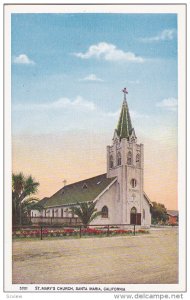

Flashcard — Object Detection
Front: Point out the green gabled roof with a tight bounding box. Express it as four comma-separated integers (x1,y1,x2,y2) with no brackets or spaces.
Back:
31,197,49,210
41,174,116,208
116,98,133,140
38,197,49,206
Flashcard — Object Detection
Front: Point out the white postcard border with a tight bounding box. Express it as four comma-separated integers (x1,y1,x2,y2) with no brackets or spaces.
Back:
4,3,187,293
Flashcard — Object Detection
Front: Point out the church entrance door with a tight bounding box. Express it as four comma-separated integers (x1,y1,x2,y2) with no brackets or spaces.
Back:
136,213,141,225
130,207,141,225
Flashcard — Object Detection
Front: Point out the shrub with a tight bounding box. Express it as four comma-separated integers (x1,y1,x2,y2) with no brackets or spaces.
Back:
12,226,148,238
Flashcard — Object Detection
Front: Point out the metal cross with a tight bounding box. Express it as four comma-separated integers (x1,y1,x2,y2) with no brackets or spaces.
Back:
122,87,128,101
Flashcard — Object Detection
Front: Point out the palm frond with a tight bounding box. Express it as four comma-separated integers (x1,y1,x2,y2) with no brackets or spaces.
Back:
69,201,101,226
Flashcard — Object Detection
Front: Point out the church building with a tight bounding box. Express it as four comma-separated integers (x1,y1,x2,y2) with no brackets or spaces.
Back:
31,89,152,226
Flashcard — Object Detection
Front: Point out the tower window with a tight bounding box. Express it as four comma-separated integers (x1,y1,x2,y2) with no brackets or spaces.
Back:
61,208,64,218
136,154,140,167
117,152,121,166
101,206,108,218
143,209,145,219
130,178,137,188
109,155,114,169
127,151,132,165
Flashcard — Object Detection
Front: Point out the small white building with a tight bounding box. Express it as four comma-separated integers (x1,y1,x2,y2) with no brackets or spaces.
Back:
31,90,152,226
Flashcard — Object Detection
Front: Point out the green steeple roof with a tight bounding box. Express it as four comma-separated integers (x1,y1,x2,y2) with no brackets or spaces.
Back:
116,97,133,140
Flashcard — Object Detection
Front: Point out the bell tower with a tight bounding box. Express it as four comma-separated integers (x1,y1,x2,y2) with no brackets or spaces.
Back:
107,89,144,224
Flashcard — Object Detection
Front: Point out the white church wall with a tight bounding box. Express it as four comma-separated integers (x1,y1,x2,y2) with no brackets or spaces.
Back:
91,181,121,225
106,129,151,226
142,198,152,226
31,209,41,217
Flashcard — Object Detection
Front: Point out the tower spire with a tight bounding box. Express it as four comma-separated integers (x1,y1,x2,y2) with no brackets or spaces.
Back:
116,88,133,140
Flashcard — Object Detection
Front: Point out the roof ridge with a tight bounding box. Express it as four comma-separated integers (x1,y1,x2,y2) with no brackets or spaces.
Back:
42,174,117,208
64,173,107,187
50,173,110,198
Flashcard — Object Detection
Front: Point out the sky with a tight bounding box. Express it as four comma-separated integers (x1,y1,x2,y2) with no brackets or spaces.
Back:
11,13,178,209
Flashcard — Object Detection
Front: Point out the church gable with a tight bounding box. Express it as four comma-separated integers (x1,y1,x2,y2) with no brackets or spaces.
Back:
143,192,153,207
41,174,116,208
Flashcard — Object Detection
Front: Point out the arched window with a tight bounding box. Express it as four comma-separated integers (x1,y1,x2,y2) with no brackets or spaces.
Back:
130,178,137,188
130,178,137,189
131,207,137,214
117,152,121,166
143,209,145,219
136,154,140,167
101,206,108,218
127,151,132,165
52,209,54,218
61,208,64,218
109,155,114,169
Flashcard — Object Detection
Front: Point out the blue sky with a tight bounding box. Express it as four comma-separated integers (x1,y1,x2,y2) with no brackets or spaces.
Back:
12,13,177,136
11,13,178,208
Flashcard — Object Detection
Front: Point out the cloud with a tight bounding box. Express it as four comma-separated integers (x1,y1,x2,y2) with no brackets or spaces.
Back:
139,29,176,43
130,110,149,119
101,110,120,118
79,74,104,82
74,42,144,63
13,54,35,65
101,109,148,119
13,96,96,112
13,95,148,121
156,98,178,112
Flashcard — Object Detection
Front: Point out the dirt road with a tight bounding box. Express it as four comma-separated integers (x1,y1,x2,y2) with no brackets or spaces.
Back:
12,228,178,284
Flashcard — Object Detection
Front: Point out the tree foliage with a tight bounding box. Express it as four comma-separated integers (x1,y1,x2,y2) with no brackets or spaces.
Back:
69,201,102,227
22,197,42,216
12,172,40,225
150,201,168,224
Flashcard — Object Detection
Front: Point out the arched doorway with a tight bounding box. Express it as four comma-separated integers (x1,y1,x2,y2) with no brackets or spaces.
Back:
130,207,141,225
130,207,137,225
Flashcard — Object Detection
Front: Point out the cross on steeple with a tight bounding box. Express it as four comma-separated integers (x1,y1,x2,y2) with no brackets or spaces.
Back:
122,87,128,101
63,179,67,187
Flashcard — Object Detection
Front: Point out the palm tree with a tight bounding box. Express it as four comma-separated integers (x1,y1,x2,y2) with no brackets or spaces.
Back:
69,201,102,227
12,172,39,225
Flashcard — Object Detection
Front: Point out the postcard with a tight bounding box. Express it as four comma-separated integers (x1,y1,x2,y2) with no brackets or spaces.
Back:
3,2,187,297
